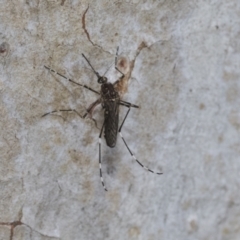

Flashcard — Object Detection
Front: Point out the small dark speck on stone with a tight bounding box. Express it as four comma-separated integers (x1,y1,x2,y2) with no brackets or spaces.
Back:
0,42,10,56
199,103,205,110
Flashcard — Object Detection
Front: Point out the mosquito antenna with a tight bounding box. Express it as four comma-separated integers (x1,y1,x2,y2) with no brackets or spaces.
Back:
103,63,114,77
82,54,100,78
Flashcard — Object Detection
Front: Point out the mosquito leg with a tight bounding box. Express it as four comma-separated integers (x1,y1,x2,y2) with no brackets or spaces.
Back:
82,98,101,119
42,108,100,129
115,46,125,79
82,99,101,129
99,121,108,191
42,109,83,118
44,65,100,95
118,106,163,175
119,100,139,108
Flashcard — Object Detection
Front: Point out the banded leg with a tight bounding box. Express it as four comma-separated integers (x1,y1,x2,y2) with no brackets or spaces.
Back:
44,65,100,95
120,100,139,109
119,107,163,175
42,109,82,118
99,121,108,191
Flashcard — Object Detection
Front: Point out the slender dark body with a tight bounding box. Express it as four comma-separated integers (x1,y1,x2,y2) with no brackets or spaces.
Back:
101,83,120,148
43,48,162,191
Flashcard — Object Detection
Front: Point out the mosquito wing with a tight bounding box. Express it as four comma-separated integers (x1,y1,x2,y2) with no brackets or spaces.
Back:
104,99,119,148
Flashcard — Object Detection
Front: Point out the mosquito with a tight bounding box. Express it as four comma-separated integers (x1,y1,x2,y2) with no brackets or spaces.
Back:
43,47,163,191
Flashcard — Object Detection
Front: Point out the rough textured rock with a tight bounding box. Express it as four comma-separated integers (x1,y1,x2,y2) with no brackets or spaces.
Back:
0,0,239,239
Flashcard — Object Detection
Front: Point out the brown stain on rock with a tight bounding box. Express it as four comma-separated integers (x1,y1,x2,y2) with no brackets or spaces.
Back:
188,218,199,233
128,226,140,238
67,148,91,168
218,134,224,143
199,103,205,110
118,166,133,185
182,200,192,210
0,105,21,179
226,84,239,103
228,111,240,131
107,191,121,212
223,71,239,82
115,42,147,96
79,180,94,202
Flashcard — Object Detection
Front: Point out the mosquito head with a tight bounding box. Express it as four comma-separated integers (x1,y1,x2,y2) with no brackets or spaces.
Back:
98,76,108,84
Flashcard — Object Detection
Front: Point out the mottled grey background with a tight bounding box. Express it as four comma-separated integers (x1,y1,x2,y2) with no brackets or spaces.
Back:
0,0,239,239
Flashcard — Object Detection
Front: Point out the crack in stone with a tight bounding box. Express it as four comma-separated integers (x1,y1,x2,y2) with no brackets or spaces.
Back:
82,5,93,45
147,37,173,49
0,221,22,240
0,220,60,240
23,223,61,239
81,5,110,54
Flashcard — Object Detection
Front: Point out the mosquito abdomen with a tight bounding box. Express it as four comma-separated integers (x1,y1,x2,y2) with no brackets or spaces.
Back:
104,101,119,148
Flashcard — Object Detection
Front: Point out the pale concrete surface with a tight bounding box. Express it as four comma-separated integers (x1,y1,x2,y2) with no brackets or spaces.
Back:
0,0,239,239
